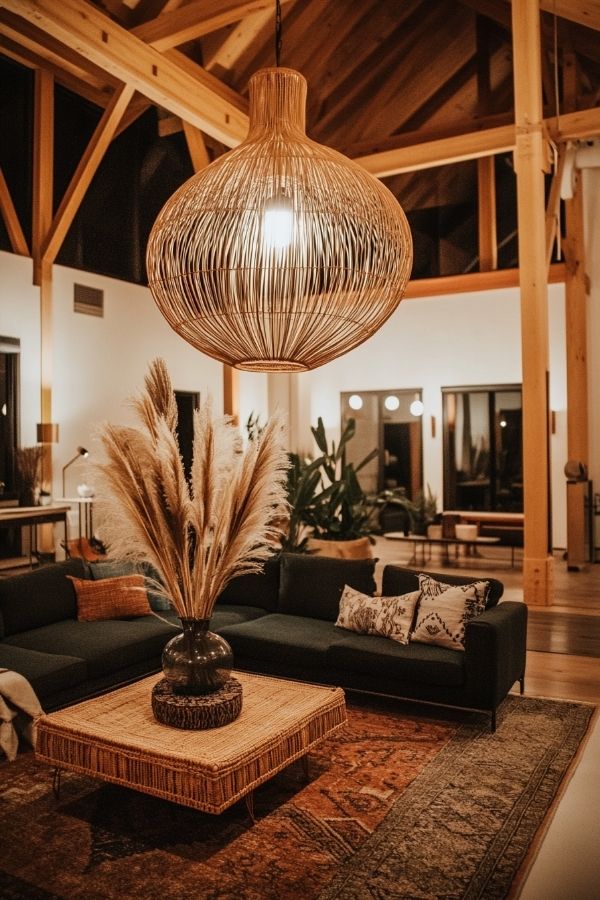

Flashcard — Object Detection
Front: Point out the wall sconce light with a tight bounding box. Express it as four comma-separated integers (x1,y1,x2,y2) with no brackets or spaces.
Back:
409,395,424,417
384,395,400,411
62,446,89,498
348,394,363,411
36,423,60,443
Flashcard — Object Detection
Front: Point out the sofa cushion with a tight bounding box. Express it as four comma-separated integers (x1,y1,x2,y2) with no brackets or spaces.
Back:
336,586,420,645
88,559,172,612
68,574,152,621
219,613,345,668
382,565,503,609
0,559,88,636
4,616,177,679
278,553,377,621
210,605,269,630
216,556,280,613
0,643,87,701
327,634,465,688
411,585,479,651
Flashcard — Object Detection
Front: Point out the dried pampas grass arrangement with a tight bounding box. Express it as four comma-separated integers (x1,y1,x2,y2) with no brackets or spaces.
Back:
93,359,288,620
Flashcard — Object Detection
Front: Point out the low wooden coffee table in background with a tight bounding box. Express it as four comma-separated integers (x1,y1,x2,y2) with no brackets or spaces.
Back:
35,672,347,821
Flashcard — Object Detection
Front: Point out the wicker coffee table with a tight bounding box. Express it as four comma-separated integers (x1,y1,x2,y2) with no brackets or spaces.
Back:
35,671,346,820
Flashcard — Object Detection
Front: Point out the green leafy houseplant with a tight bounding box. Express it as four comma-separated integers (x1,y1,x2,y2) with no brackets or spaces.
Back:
300,417,378,544
411,484,439,535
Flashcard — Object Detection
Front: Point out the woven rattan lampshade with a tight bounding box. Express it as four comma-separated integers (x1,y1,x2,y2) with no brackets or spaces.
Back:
147,67,412,372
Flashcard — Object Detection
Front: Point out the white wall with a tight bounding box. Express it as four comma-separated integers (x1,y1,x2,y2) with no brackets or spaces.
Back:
291,281,569,548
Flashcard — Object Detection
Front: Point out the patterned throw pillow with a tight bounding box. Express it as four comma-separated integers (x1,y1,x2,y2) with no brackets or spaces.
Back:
67,575,152,622
335,585,420,645
411,585,479,651
418,574,490,620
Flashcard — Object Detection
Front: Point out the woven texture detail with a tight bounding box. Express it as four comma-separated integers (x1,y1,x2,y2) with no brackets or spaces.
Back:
67,574,151,621
35,671,347,814
151,677,243,730
147,67,412,372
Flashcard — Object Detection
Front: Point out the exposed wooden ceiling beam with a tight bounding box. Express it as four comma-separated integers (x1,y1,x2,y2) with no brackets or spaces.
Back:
203,7,272,75
357,124,515,177
0,167,30,256
403,262,565,298
182,120,210,172
1,0,249,147
0,9,117,93
32,67,53,276
516,0,600,33
132,0,274,54
42,83,135,265
355,105,600,177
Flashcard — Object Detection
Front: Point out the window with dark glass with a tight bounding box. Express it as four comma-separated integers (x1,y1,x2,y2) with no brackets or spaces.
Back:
442,385,522,512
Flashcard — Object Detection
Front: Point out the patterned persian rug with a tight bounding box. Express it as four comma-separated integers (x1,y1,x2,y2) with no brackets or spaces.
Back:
0,694,594,900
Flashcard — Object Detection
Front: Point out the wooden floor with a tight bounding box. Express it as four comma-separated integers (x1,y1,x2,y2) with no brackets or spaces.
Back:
374,538,600,705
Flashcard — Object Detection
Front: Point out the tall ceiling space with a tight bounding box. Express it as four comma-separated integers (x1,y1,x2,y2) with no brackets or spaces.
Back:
0,0,599,284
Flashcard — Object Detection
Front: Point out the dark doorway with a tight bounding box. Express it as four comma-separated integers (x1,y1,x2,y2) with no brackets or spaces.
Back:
175,391,200,483
0,337,21,558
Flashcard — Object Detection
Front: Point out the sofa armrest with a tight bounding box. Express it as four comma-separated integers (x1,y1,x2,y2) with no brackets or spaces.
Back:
464,601,528,708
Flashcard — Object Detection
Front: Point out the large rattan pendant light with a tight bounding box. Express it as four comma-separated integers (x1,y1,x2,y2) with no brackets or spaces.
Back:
146,6,412,372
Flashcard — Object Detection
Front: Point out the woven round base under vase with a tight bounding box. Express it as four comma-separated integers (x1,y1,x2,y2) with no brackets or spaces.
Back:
151,677,243,730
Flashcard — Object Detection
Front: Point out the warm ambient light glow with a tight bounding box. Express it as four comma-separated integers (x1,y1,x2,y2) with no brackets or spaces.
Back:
262,194,294,250
384,395,400,411
147,67,412,372
410,399,424,416
348,394,363,411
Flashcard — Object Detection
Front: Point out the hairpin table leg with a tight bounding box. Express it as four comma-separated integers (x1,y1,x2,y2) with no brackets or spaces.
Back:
245,790,256,824
52,767,62,800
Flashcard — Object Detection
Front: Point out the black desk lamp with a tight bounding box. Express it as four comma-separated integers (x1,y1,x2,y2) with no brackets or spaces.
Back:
62,446,89,497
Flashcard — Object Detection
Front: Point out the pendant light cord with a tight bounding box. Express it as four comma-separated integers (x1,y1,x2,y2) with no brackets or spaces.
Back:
275,0,282,67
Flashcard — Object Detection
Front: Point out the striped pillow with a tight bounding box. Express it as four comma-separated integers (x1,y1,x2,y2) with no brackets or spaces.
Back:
67,574,152,621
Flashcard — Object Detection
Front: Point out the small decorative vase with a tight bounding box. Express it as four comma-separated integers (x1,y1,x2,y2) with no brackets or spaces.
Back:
162,618,233,696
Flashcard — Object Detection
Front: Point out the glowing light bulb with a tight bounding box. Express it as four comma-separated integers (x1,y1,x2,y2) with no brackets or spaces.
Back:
384,395,400,411
500,419,507,428
410,398,424,417
348,394,363,410
262,195,294,250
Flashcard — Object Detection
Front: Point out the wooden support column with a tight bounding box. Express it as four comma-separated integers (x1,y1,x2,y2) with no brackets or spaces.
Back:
477,156,497,271
32,70,55,501
223,366,239,426
563,172,589,569
32,68,53,285
512,0,554,605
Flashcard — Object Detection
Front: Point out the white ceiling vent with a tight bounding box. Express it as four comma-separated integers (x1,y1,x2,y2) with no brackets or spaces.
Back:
74,283,104,317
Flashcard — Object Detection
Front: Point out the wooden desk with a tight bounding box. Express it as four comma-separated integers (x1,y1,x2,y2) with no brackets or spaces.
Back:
384,532,500,566
0,505,70,566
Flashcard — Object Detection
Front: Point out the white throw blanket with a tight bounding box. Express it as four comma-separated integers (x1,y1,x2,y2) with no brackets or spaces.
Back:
0,669,44,761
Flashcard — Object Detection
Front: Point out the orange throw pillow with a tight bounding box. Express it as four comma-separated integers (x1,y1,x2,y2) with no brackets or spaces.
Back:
67,574,152,621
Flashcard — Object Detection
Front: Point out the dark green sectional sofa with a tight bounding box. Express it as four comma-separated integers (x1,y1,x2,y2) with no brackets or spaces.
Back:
0,553,527,730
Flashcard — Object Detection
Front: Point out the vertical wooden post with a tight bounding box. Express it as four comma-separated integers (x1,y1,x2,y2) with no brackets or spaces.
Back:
33,70,55,502
477,157,497,272
512,0,554,605
223,366,239,426
563,172,589,568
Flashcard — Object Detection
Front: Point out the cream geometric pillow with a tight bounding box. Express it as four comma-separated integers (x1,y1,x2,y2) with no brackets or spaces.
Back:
411,585,479,651
418,573,490,619
335,585,420,645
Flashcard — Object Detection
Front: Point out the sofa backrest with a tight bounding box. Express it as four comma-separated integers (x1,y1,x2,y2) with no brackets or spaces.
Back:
278,552,377,621
215,555,281,612
0,559,88,636
381,565,503,609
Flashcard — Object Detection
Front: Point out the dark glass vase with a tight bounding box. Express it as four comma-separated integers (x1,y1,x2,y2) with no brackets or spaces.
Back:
162,618,233,696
